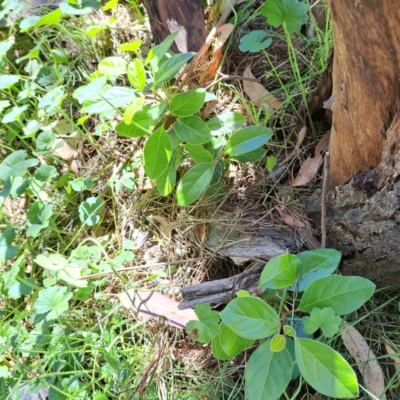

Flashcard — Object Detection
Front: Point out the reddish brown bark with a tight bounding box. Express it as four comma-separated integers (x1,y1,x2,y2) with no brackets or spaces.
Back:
142,0,206,53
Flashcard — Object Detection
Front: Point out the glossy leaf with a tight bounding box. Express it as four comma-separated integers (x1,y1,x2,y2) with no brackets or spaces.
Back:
0,228,18,263
184,144,213,164
212,323,254,360
176,163,214,206
145,30,180,68
220,297,280,340
259,253,300,290
231,148,266,163
123,96,144,124
226,126,272,156
127,58,146,91
98,56,128,76
207,111,246,136
271,335,286,352
283,325,296,337
156,153,177,196
290,248,341,292
295,338,359,398
298,275,375,315
118,40,142,52
154,52,196,86
170,89,206,117
175,116,211,145
246,340,292,400
143,126,172,179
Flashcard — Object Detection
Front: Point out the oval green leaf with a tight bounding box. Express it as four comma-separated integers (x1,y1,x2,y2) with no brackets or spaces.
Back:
290,248,342,292
170,89,206,117
175,116,211,145
123,96,144,124
118,40,142,52
127,58,146,91
176,163,214,206
259,253,300,290
207,111,246,135
295,338,359,398
226,126,272,156
270,334,286,352
298,275,375,315
154,52,196,86
220,297,280,340
156,153,177,196
184,143,213,164
143,126,172,180
283,325,296,337
231,148,266,163
246,340,292,400
98,57,128,76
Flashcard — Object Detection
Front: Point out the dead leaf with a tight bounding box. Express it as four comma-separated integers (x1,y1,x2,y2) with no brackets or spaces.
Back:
199,24,234,82
290,130,330,186
243,66,282,110
383,341,400,383
284,125,308,161
274,206,305,228
341,324,386,399
117,289,198,329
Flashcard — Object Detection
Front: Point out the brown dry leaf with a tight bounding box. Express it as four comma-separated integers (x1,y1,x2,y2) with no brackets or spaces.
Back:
117,289,198,329
284,125,308,161
341,324,386,399
199,24,234,82
243,66,282,110
274,206,305,228
290,130,330,186
383,341,400,383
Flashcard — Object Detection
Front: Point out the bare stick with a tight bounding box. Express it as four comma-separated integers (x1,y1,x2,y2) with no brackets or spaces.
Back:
321,152,330,248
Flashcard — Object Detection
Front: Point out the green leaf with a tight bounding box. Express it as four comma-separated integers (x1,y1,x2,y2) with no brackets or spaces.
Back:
246,340,292,400
116,109,154,137
0,150,38,181
127,58,146,91
154,52,196,86
302,307,342,338
267,155,277,171
34,165,58,181
78,197,104,226
38,87,66,114
36,130,56,153
123,96,145,124
231,148,266,163
0,228,18,263
175,116,211,145
187,303,221,343
220,297,280,340
23,120,43,137
0,38,14,57
184,144,213,164
261,0,308,33
73,76,108,104
207,111,246,135
176,163,214,206
236,290,251,297
33,286,73,321
35,8,62,28
270,334,286,352
81,87,136,114
226,126,272,156
143,125,172,179
298,275,375,315
145,30,180,68
295,338,359,398
283,325,296,337
98,56,128,76
0,75,20,89
118,40,142,52
290,249,341,292
259,253,300,290
60,0,101,15
239,31,272,53
212,323,254,359
156,153,177,196
170,89,206,117
1,105,28,123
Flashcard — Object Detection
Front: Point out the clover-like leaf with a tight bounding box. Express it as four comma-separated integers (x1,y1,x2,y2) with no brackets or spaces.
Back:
187,303,221,343
78,197,104,226
239,31,272,53
302,307,342,338
33,286,73,321
261,0,308,33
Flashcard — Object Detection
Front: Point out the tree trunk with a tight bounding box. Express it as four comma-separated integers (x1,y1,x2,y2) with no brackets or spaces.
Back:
142,0,206,53
302,0,400,286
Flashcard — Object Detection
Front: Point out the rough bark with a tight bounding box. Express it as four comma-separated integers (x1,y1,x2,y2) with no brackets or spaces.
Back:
326,0,400,189
142,0,206,53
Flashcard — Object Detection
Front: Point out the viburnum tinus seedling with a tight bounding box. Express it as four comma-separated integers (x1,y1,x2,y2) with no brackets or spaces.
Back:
187,249,376,399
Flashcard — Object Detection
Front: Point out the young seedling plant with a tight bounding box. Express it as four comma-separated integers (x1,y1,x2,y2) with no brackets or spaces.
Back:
187,249,376,399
